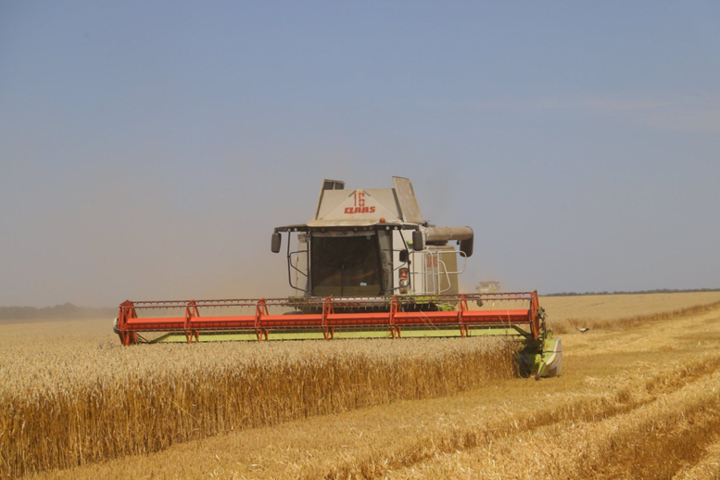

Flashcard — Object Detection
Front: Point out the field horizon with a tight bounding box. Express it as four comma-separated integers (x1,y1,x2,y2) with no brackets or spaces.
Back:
3,287,720,322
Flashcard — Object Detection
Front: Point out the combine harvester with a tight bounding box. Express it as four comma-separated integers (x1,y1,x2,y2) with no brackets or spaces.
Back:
114,177,562,377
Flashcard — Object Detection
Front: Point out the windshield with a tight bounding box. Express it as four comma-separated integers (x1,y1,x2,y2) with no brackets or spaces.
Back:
311,233,382,297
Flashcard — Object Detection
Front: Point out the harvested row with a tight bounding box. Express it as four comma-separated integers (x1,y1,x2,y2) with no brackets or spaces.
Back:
371,301,720,480
0,338,517,479
540,291,720,325
547,298,720,334
320,354,720,480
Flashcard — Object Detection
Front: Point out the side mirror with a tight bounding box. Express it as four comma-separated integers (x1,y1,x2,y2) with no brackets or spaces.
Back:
460,238,473,257
412,230,424,251
271,232,282,253
399,250,408,263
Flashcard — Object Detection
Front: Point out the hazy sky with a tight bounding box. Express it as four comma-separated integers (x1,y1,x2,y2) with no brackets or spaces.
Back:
1,2,719,307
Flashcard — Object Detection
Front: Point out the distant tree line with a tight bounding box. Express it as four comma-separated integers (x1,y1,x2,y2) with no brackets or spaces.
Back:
0,303,116,321
544,288,720,297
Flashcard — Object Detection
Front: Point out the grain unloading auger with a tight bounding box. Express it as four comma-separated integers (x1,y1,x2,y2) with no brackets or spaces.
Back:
114,177,562,377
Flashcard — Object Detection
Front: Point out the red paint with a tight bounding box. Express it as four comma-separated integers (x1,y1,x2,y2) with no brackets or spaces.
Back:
344,206,376,214
115,292,543,345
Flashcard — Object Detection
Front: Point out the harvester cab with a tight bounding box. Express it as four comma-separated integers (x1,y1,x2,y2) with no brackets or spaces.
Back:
114,177,562,378
271,177,474,300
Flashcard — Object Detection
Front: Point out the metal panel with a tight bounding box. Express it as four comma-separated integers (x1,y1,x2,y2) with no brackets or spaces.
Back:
312,189,402,225
315,179,345,220
392,177,424,224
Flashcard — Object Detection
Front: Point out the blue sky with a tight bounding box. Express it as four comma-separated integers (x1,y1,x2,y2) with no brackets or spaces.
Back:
1,1,719,306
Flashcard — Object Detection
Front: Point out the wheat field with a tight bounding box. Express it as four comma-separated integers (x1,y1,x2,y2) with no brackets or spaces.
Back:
0,330,515,479
2,291,720,479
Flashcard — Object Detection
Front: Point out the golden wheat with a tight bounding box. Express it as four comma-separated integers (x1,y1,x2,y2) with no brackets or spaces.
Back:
541,291,720,328
379,356,720,480
0,337,516,479
6,292,720,480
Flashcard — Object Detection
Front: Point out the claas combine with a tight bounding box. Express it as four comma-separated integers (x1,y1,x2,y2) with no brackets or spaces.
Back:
114,177,562,377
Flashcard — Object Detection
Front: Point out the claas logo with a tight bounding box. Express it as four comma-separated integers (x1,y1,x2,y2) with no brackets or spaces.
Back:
344,190,376,214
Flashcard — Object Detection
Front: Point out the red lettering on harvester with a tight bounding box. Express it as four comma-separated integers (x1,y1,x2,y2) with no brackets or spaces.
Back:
344,195,376,214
